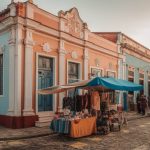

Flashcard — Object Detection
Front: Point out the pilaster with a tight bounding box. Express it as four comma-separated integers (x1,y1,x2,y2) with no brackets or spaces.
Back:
144,70,148,97
125,64,129,81
7,26,16,116
14,24,23,116
134,68,139,104
23,29,35,116
26,1,34,19
83,48,89,80
117,58,123,104
58,40,66,112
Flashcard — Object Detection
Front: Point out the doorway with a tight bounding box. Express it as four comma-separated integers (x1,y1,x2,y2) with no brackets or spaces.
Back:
38,56,54,112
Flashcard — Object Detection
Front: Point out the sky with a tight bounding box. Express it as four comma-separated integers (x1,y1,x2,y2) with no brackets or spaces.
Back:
1,0,150,49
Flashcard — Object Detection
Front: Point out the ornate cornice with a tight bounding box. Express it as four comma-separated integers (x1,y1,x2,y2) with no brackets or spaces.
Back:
0,17,15,32
8,26,16,44
121,43,150,60
16,16,118,58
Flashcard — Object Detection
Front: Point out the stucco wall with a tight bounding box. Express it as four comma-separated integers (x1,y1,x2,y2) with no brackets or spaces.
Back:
0,32,10,115
126,53,150,70
126,53,150,100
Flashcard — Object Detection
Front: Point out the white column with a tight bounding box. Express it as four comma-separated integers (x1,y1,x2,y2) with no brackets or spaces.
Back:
144,71,148,97
83,26,89,80
134,68,139,104
117,58,123,104
14,24,22,116
7,26,16,116
58,40,66,112
122,54,126,80
23,29,34,116
83,48,89,80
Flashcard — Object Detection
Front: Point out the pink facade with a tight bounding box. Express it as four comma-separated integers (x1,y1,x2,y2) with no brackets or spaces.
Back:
0,1,119,128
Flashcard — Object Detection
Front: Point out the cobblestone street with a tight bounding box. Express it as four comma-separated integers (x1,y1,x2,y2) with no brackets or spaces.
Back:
0,117,150,150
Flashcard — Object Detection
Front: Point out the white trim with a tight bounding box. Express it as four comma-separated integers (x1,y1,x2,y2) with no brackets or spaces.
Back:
23,28,35,116
106,69,116,78
0,53,4,97
0,18,15,32
7,27,16,115
106,69,116,74
83,48,89,80
90,66,104,77
11,24,22,116
17,17,119,58
36,52,57,115
67,59,82,84
67,60,82,96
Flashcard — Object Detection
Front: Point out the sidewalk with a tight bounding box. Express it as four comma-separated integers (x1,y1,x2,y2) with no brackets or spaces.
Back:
126,111,149,121
0,112,149,141
0,126,54,141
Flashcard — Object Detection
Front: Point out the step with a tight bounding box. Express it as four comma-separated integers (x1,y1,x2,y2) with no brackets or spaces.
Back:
36,115,53,127
38,116,53,122
35,121,51,127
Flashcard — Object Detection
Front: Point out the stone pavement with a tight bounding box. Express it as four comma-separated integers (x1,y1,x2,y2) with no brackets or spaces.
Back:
126,111,149,121
1,117,150,150
0,111,148,141
0,126,54,141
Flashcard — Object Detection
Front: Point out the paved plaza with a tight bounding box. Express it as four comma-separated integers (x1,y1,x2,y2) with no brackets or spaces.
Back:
0,116,150,150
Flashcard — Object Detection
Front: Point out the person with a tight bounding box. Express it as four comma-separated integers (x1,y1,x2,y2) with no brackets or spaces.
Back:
140,95,147,115
148,97,150,108
136,93,141,114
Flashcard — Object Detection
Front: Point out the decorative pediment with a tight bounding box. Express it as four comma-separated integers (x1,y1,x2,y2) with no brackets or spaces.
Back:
59,7,87,39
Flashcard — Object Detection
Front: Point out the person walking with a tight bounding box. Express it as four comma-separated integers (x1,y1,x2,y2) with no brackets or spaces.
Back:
136,93,141,114
140,95,147,115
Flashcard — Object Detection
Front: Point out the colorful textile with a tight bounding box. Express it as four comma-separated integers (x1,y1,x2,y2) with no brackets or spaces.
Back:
70,117,97,138
50,118,70,134
91,91,100,110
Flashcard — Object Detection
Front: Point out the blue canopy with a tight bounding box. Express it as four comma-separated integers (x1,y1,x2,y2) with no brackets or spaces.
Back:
85,77,143,91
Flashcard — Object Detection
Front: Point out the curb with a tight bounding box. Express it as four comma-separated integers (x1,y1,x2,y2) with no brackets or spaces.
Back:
0,132,56,141
0,116,149,141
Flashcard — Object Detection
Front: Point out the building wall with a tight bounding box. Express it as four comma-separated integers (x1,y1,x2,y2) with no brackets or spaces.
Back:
88,49,118,77
29,6,118,113
0,1,119,128
0,31,10,115
126,53,150,99
32,32,59,113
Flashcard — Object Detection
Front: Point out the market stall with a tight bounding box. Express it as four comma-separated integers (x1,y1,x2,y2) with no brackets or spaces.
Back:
50,116,96,138
70,116,96,138
38,77,143,137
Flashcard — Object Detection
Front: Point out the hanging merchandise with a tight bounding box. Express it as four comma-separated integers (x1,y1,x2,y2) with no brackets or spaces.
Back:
91,91,100,111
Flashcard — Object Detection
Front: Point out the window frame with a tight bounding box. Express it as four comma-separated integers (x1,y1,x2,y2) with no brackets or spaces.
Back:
67,60,82,97
68,61,81,84
91,67,103,78
0,54,4,96
106,70,116,78
89,66,104,79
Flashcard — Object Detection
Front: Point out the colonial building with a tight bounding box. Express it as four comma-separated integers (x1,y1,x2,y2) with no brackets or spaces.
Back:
0,1,118,128
96,32,150,110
